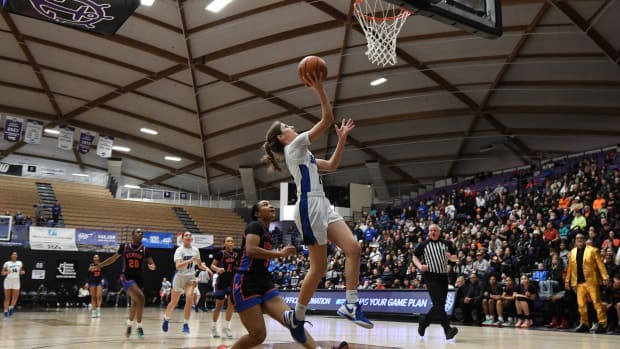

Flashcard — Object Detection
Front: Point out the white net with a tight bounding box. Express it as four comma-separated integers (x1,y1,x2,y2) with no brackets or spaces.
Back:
354,0,412,67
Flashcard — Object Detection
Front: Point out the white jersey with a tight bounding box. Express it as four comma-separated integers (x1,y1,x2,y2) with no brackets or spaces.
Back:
284,131,324,196
3,261,23,279
173,246,200,276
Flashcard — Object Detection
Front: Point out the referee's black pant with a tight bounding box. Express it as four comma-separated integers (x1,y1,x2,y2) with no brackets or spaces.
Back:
421,272,451,331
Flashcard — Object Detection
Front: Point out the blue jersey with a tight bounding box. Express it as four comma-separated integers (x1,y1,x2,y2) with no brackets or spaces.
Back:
284,131,324,196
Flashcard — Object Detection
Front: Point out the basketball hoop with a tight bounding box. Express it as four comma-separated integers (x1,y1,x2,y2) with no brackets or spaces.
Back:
353,0,413,67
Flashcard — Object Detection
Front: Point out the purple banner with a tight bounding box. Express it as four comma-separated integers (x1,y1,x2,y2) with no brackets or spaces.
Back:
278,289,456,315
78,130,96,154
0,224,29,247
3,116,23,142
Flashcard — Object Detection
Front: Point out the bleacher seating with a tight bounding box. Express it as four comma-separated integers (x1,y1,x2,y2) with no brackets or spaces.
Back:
184,206,246,245
0,176,39,218
0,176,247,242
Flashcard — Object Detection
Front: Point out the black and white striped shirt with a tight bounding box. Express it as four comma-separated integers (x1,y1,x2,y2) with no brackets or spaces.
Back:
414,238,455,274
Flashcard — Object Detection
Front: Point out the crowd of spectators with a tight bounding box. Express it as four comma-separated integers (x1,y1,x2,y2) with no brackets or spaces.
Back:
270,149,620,332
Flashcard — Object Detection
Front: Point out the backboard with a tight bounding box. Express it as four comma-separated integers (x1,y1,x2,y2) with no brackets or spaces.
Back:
385,0,503,38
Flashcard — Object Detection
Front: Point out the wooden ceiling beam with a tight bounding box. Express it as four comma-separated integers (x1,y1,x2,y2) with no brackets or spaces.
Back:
446,2,551,176
549,0,619,64
172,0,211,193
0,9,64,122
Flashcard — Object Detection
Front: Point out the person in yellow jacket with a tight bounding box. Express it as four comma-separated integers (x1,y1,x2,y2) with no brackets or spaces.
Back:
565,233,610,333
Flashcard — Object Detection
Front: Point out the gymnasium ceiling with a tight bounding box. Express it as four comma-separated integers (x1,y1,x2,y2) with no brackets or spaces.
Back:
1,0,619,200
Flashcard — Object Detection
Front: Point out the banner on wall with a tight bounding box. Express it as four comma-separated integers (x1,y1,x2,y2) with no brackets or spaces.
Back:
24,119,44,144
142,232,174,249
96,134,114,158
58,125,75,150
0,224,30,247
1,0,141,35
278,290,456,315
0,162,23,176
56,260,78,279
29,227,78,251
175,233,214,249
76,229,118,252
78,130,97,154
3,115,23,142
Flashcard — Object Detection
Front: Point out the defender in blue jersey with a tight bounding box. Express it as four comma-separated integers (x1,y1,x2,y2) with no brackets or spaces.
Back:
225,200,337,349
262,72,373,333
92,229,156,339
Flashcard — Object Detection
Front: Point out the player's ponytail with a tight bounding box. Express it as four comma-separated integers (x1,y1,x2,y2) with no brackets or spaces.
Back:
262,121,285,172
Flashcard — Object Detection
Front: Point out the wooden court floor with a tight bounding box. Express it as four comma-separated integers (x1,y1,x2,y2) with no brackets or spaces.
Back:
0,307,617,348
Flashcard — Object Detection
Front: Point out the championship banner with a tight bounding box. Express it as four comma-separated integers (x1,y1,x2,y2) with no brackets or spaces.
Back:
1,0,141,35
56,260,78,279
0,162,23,176
96,134,114,158
176,233,214,249
279,289,456,315
58,125,75,150
3,115,23,142
142,231,175,249
24,119,44,144
29,226,78,251
78,130,97,154
76,228,118,252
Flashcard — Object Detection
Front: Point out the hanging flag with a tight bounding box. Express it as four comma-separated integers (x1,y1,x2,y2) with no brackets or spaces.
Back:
58,125,75,150
3,115,23,142
96,134,114,158
1,0,141,35
24,119,44,144
78,130,97,154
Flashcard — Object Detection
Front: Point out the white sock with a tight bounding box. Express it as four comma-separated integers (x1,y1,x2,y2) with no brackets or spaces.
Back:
498,316,504,322
226,320,231,329
136,322,142,328
127,319,133,326
8,306,13,310
295,303,308,320
184,319,188,324
212,321,218,330
346,290,358,304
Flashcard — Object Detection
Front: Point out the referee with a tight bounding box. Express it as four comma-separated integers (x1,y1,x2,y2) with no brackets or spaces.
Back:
413,224,459,340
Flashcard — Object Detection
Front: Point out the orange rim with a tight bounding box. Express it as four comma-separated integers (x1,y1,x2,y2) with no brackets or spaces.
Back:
354,0,414,22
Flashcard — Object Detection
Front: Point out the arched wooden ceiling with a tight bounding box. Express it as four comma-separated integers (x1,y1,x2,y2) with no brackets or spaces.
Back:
1,0,619,199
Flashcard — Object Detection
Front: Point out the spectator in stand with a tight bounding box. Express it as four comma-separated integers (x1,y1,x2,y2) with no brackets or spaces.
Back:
473,251,489,278
570,196,584,213
52,202,61,225
13,211,24,225
33,202,45,226
603,247,618,279
481,274,503,326
601,231,620,251
565,233,609,333
593,193,606,214
602,273,620,333
499,276,517,327
543,222,561,250
570,209,587,238
160,277,171,306
514,275,537,328
462,273,484,325
77,283,90,307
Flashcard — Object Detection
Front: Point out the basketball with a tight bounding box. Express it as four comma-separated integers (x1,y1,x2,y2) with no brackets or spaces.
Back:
297,56,328,85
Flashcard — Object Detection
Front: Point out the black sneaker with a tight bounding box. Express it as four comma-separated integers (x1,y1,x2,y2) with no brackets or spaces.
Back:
418,315,428,337
595,323,607,334
445,327,458,340
136,327,144,339
575,324,589,333
125,325,132,338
